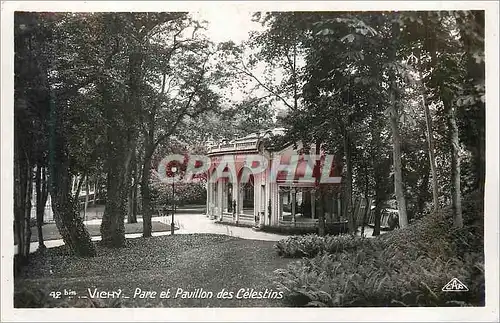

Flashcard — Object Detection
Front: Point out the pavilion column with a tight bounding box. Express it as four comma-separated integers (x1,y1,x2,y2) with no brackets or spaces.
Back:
253,177,258,225
232,178,237,222
259,183,265,227
209,182,216,219
278,190,282,223
273,183,280,226
236,184,243,223
217,180,223,220
222,181,227,214
206,181,210,217
213,182,218,219
291,187,296,226
311,188,316,220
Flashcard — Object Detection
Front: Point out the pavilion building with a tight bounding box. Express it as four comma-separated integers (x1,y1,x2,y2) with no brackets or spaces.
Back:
205,128,343,229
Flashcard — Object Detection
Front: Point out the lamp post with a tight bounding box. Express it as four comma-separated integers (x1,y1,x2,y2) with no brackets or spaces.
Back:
171,165,177,235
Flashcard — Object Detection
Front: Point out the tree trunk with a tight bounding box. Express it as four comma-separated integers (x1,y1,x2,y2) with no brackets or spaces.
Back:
49,157,95,256
133,149,141,221
74,172,87,202
426,15,464,226
445,101,463,228
48,93,96,257
343,122,355,234
84,176,90,219
141,147,153,237
50,173,95,257
372,202,382,237
101,174,126,247
101,42,142,247
94,176,98,205
92,174,97,205
417,150,430,218
418,68,439,213
331,153,343,222
135,145,144,216
317,190,326,236
71,176,76,195
132,181,139,222
14,130,31,266
360,175,370,238
387,20,409,229
314,141,326,236
36,165,48,250
372,167,387,237
127,186,136,224
23,166,33,257
127,172,139,225
370,113,390,236
127,147,138,224
388,78,409,229
100,140,135,247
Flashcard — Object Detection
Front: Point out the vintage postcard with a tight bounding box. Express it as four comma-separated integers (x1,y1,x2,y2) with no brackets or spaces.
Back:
1,1,498,322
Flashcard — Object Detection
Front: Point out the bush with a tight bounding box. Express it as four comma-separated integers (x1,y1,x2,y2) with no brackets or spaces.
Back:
272,194,485,307
275,234,377,258
261,222,348,236
325,222,349,235
274,251,484,307
261,225,317,236
150,180,207,210
274,235,325,258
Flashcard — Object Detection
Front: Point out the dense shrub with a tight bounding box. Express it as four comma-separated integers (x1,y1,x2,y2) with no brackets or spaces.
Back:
273,194,485,307
325,222,349,235
261,222,348,236
261,225,317,236
274,235,324,257
274,251,484,307
275,234,377,258
150,180,206,210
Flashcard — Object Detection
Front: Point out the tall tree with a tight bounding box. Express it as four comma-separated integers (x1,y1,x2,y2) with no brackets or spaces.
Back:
89,13,188,246
15,12,97,258
417,11,484,228
35,165,48,250
385,17,409,228
139,19,225,237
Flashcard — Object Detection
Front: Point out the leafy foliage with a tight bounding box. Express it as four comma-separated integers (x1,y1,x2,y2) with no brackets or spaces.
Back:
260,222,349,236
274,234,374,258
251,10,484,233
150,180,206,209
273,194,484,307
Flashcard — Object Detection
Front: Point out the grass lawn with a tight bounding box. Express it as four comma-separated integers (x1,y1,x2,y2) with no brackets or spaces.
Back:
15,234,293,307
24,221,171,243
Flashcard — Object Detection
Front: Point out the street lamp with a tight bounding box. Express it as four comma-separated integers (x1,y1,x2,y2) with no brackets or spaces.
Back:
171,165,178,235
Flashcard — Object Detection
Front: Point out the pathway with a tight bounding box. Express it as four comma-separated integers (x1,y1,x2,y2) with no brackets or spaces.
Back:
16,213,289,254
16,212,384,254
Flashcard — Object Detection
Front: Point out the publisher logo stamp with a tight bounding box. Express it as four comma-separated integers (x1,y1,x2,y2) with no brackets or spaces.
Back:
442,278,469,292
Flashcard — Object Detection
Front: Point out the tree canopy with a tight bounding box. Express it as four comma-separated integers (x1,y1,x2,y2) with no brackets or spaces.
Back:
13,10,485,260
